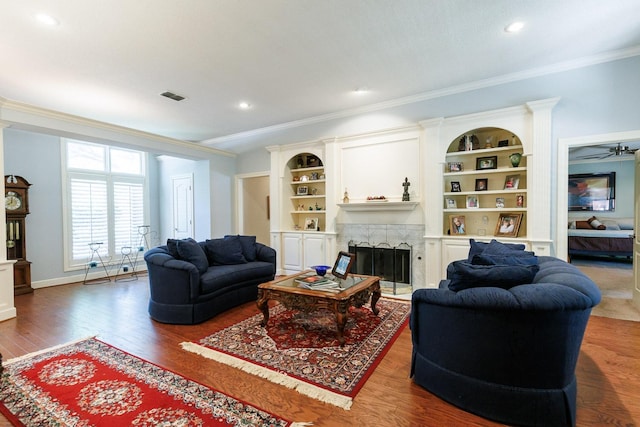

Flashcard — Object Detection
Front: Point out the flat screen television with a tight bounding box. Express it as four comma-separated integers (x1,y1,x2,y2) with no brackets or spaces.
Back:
568,172,615,211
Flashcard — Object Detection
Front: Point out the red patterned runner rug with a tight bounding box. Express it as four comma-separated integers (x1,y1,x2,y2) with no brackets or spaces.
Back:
0,337,308,426
181,298,410,410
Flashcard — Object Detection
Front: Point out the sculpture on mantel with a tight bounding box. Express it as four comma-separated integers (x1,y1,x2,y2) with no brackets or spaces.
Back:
343,188,349,203
402,177,411,201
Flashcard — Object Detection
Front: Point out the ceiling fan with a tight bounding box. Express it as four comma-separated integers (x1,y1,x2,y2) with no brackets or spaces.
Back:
574,142,639,160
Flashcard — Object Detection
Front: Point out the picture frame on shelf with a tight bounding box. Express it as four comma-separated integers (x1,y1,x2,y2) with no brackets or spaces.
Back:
451,181,461,192
504,174,520,190
304,217,319,231
448,162,463,172
498,139,509,147
475,178,488,191
446,198,457,209
496,197,505,208
449,215,466,235
476,156,497,170
516,193,525,207
466,196,479,208
297,186,308,195
494,213,523,237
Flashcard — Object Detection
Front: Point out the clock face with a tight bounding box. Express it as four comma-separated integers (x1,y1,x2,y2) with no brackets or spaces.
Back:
5,191,22,210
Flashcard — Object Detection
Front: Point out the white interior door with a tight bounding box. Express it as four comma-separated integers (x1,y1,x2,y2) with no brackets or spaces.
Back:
172,174,194,239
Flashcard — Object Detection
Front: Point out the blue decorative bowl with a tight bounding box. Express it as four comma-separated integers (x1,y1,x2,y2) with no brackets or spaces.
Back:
312,265,331,276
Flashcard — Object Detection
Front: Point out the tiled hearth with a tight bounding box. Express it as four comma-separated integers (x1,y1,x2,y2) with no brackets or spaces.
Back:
336,223,425,294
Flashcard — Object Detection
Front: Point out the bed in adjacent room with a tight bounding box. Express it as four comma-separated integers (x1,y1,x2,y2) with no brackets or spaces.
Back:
567,217,634,260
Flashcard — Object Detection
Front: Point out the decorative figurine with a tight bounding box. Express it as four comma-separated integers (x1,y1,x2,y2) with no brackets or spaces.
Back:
343,188,350,203
402,177,411,201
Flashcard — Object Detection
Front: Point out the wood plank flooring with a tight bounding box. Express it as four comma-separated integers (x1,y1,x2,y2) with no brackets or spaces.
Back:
1,276,639,426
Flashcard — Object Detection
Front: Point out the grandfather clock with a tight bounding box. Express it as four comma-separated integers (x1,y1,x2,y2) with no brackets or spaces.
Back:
5,175,32,295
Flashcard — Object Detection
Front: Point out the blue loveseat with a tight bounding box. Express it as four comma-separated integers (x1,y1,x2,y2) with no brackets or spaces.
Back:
410,240,601,427
144,235,276,324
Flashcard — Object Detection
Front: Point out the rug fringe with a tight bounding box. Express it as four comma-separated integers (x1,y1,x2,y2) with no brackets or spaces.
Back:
4,335,97,365
180,341,353,410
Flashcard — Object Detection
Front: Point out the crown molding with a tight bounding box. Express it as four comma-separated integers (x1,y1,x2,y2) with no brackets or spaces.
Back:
202,46,640,147
0,97,235,158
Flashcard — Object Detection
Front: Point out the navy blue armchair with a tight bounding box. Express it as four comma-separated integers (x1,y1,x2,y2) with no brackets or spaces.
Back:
410,256,601,426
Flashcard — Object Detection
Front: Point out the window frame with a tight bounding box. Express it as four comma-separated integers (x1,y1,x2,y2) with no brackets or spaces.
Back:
62,139,149,272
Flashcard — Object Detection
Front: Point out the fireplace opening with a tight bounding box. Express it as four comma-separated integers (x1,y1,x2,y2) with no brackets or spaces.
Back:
348,241,411,294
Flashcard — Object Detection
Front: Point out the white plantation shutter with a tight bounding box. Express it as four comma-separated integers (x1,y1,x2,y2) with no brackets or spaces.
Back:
70,178,109,261
113,182,144,250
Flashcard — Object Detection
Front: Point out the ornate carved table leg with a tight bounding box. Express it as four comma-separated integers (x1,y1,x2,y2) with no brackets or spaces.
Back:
256,289,270,327
370,280,381,315
335,301,349,346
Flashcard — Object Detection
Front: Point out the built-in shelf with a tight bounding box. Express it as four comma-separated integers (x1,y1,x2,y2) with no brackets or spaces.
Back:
337,201,419,211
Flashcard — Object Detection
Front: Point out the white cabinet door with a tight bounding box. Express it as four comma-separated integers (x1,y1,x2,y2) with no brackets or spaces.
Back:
282,233,303,272
303,234,326,269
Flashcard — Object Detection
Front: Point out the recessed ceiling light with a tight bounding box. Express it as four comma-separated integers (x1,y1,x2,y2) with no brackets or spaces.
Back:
35,13,59,26
353,87,370,95
238,101,252,110
505,21,525,33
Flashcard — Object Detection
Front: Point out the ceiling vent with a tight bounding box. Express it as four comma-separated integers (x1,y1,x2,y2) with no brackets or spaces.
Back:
161,91,186,101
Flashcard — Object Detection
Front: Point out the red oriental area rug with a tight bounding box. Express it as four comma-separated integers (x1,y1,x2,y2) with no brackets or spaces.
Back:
181,298,410,410
0,338,306,427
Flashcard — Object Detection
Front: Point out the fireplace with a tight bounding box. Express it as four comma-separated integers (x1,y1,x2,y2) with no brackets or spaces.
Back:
348,241,411,294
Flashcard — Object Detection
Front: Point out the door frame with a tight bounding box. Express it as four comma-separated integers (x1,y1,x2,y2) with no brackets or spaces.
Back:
234,171,270,235
556,130,640,259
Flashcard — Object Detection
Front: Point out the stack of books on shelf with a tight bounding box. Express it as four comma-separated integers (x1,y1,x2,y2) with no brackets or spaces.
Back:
295,274,340,291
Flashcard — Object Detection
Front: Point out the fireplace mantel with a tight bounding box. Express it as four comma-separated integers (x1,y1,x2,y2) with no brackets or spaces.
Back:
337,201,419,211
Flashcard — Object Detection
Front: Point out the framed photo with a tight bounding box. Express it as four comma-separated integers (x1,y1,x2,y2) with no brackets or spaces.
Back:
297,186,308,195
449,215,466,235
498,139,509,147
451,181,461,192
446,198,457,209
516,193,525,207
568,172,615,211
466,196,479,208
494,213,523,237
496,197,505,208
475,178,488,191
304,217,318,231
504,174,520,190
332,251,355,279
476,156,497,170
448,162,463,172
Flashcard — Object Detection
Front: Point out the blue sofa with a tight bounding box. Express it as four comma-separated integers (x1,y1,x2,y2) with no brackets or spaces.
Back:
144,235,276,324
410,241,601,427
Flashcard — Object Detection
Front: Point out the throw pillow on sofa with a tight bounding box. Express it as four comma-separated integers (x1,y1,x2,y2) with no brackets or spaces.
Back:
224,234,257,262
448,260,540,291
175,238,209,274
467,239,526,262
204,238,247,265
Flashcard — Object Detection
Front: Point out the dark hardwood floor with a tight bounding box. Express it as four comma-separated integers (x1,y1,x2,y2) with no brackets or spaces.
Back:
1,276,639,426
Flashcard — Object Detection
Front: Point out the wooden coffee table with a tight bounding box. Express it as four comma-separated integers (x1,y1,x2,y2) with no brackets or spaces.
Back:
256,271,381,346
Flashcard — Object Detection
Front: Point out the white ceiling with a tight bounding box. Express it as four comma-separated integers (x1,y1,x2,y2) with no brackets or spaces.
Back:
1,0,640,153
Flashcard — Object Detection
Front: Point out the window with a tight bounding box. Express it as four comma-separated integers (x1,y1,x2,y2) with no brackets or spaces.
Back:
63,139,147,270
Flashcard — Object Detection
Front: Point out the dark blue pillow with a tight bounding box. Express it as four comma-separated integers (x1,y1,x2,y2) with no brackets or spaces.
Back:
176,238,209,274
467,239,526,261
166,239,180,258
448,260,539,291
204,238,247,265
472,254,538,266
224,235,257,262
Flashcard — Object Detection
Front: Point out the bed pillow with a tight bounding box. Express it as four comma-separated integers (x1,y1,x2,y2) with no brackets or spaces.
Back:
448,260,540,291
176,238,209,274
588,216,606,230
618,220,634,230
575,220,592,229
602,220,621,230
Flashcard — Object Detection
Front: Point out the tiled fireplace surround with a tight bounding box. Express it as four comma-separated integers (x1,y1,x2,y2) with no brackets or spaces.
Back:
336,223,425,293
